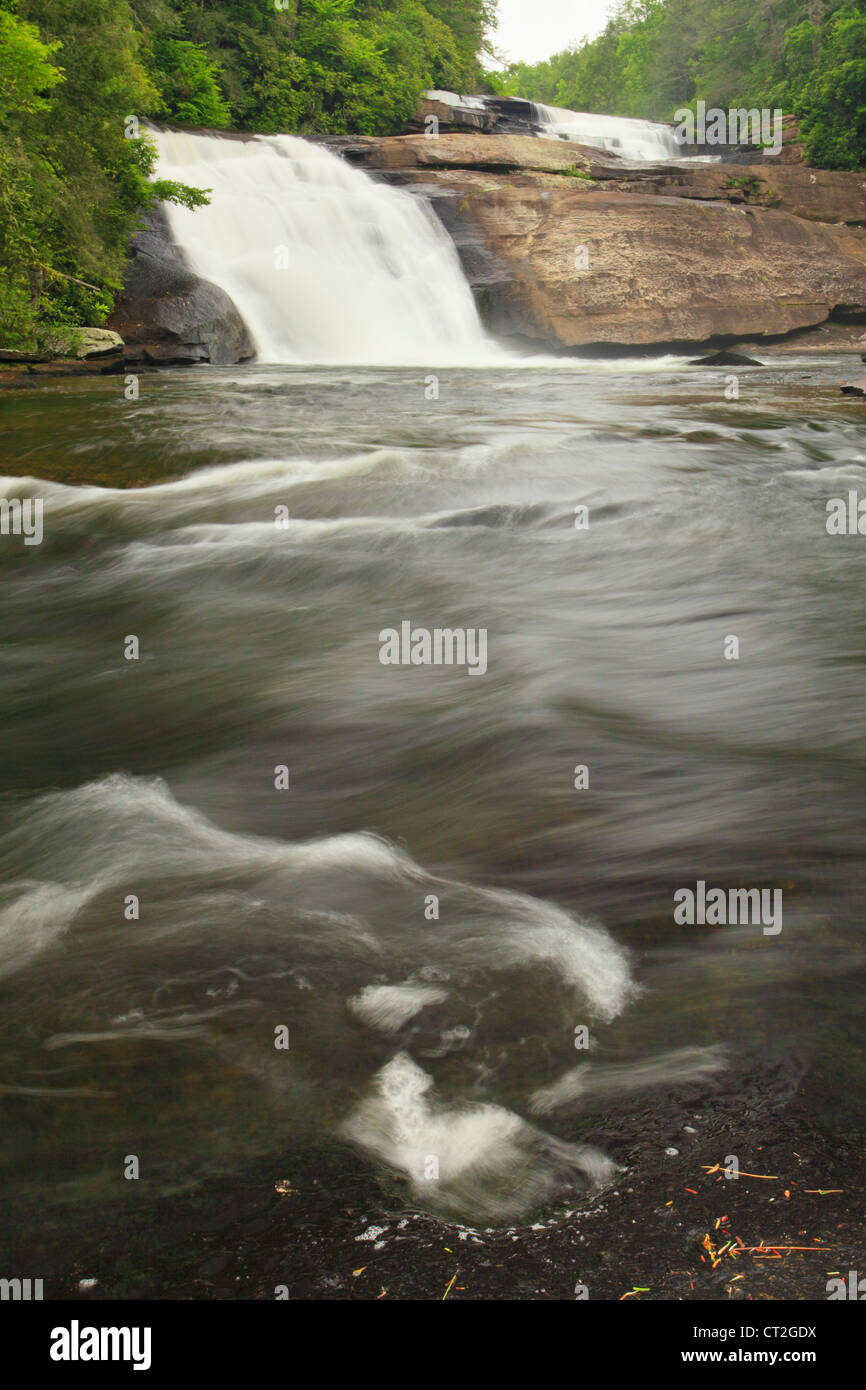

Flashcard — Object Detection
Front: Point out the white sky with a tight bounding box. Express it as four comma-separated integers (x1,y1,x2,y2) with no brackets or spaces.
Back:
490,0,614,66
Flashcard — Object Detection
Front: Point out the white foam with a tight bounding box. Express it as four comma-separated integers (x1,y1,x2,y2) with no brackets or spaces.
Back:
464,885,635,1022
0,882,95,980
530,1045,728,1115
342,1052,616,1220
0,777,633,1026
349,982,448,1033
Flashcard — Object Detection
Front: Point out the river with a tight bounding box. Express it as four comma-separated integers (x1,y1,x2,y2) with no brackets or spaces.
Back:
1,355,864,1256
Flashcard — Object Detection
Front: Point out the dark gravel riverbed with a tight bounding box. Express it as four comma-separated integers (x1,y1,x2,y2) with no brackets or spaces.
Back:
10,1058,860,1303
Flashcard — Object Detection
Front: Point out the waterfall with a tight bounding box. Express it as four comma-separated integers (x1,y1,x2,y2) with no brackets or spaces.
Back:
531,103,685,160
154,129,494,367
424,90,689,161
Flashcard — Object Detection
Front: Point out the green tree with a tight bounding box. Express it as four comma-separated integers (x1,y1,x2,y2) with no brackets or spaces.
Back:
0,9,64,342
149,36,232,125
783,2,866,166
0,0,206,347
509,0,866,168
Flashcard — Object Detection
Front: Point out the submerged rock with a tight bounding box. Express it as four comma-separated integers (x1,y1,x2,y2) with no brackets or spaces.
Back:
690,350,763,366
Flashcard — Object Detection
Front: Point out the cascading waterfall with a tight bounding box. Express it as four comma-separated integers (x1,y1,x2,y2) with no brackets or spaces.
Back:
531,103,685,160
154,129,497,367
424,89,688,161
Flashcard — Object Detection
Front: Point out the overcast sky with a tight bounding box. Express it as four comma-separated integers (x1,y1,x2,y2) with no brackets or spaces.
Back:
490,0,614,66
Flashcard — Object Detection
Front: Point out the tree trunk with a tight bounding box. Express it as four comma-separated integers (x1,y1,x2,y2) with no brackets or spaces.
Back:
288,0,302,49
28,265,43,312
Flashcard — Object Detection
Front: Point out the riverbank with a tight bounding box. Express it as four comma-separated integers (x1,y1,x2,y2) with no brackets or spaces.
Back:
3,339,866,393
0,356,133,389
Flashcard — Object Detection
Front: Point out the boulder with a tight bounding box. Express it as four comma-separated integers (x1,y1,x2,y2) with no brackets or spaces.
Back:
690,350,763,366
404,177,866,350
406,95,498,135
75,329,124,358
109,209,255,366
38,327,124,359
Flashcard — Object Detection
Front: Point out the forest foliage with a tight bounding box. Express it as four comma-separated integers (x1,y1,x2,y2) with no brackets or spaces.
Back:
500,0,866,171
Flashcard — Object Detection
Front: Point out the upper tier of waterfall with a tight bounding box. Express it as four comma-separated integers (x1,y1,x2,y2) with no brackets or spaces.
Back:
424,90,686,160
531,104,684,160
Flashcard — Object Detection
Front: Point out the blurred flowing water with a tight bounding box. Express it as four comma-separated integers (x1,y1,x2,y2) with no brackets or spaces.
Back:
532,103,687,158
155,129,498,366
1,359,864,1241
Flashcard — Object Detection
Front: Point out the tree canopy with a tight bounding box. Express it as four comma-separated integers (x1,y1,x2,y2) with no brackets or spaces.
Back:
501,0,866,170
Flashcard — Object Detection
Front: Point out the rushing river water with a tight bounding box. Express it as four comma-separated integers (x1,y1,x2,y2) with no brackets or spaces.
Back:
1,357,865,1247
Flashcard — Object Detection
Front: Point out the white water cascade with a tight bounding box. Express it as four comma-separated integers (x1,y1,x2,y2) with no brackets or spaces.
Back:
424,90,688,161
532,104,684,160
154,129,495,366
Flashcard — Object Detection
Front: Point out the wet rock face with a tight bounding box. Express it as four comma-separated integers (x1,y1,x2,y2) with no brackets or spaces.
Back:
442,186,866,351
348,133,866,353
109,209,255,366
